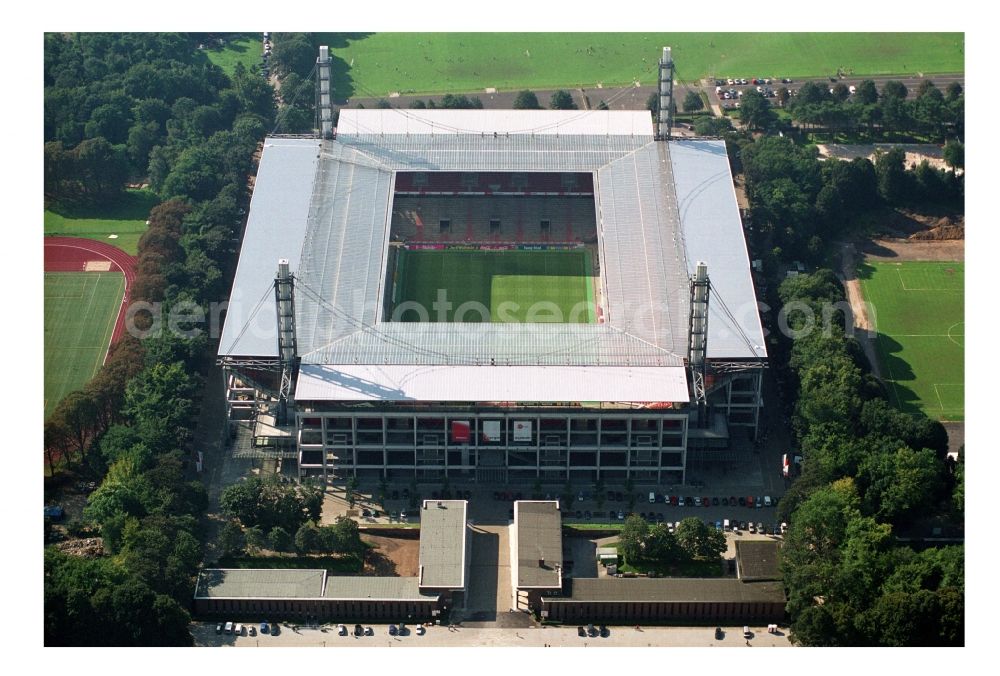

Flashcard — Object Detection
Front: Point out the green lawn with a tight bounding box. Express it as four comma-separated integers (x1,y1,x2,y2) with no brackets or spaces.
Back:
44,272,125,419
202,34,262,76
858,261,964,421
44,188,157,255
391,249,596,323
318,32,964,96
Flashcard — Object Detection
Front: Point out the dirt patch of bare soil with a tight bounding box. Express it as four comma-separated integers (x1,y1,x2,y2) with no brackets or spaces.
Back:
859,238,964,262
362,534,420,577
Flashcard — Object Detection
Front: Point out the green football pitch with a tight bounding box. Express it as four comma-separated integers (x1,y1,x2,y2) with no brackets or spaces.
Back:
391,249,596,323
44,272,125,419
858,261,964,421
320,32,963,95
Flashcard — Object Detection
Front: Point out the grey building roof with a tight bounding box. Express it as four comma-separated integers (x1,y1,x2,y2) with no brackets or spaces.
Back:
735,540,783,581
669,140,767,361
219,113,765,386
544,578,786,604
417,500,468,590
323,576,439,601
515,501,564,589
217,137,322,357
194,568,326,599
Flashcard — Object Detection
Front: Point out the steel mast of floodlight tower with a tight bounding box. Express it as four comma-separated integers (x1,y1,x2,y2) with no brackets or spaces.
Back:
689,261,710,424
657,47,675,140
275,258,298,424
317,46,335,139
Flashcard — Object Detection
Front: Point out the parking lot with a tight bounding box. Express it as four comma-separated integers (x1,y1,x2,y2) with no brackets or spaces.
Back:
191,621,791,648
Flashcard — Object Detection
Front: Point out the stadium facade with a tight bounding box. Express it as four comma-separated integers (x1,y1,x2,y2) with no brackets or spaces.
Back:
218,102,766,486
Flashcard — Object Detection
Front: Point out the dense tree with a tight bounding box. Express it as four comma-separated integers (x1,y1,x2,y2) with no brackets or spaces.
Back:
550,90,577,110
739,90,775,131
874,147,909,205
881,80,908,100
123,361,198,452
295,521,322,553
855,79,878,105
269,526,292,552
268,34,316,79
682,90,704,112
673,517,726,559
943,139,964,170
618,514,648,563
218,520,245,557
694,116,733,136
513,90,542,110
220,475,316,533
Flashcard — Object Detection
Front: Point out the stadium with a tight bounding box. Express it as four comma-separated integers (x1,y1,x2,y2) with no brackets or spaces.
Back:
217,48,767,486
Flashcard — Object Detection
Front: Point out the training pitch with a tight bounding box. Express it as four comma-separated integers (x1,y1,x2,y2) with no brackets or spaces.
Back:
391,249,596,323
858,261,964,421
44,272,125,419
321,32,964,95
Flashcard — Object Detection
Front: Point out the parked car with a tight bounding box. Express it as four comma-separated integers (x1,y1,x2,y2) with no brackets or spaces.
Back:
354,623,364,636
398,623,407,635
744,626,752,639
578,626,587,637
678,496,686,507
670,495,678,506
764,495,772,507
617,510,625,520
615,491,624,502
740,520,748,531
389,624,398,636
260,622,269,634
364,626,374,636
703,497,711,507
338,624,348,636
746,496,755,507
575,510,582,519
584,510,592,520
755,496,763,509
587,624,598,637
249,626,256,636
757,522,764,533
715,626,725,640
721,497,729,506
600,625,610,637
738,496,746,507
748,522,756,533
712,497,719,506
215,623,223,634
780,522,788,535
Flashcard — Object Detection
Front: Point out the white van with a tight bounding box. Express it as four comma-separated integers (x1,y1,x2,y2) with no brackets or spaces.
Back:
234,623,244,636
648,492,656,504
224,621,233,634
723,518,730,531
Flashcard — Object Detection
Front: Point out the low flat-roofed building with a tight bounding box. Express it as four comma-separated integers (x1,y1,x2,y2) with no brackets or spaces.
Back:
735,540,782,582
513,501,564,610
193,569,442,621
541,577,786,624
322,576,441,621
417,500,470,608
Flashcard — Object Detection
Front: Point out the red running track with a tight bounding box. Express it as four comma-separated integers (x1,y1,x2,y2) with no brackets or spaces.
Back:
44,237,137,356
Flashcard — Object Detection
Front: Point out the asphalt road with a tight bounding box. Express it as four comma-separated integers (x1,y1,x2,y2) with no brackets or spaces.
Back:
191,621,791,648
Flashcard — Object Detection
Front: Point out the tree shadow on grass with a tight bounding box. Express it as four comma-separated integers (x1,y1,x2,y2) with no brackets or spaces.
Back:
311,33,376,103
364,549,399,576
48,189,159,221
875,332,924,415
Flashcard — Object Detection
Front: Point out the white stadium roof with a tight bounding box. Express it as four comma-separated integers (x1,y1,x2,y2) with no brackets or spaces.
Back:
296,364,689,403
218,109,765,401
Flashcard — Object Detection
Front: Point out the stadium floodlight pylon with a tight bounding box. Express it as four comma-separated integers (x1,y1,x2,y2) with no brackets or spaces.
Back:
275,258,298,423
317,46,335,139
657,47,674,140
688,260,709,419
